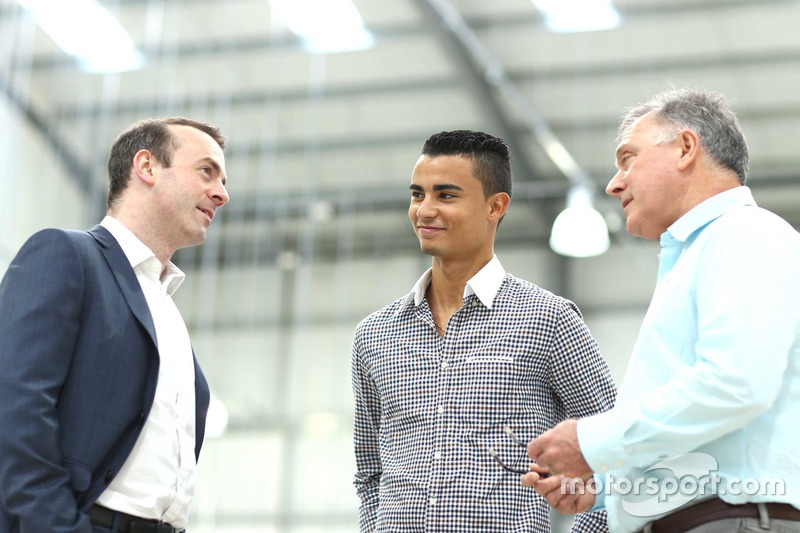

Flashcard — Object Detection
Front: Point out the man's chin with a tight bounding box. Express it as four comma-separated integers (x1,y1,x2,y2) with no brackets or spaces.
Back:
420,243,441,256
181,229,208,249
627,226,659,241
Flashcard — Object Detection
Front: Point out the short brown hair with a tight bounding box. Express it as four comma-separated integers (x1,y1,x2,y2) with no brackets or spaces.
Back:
106,117,226,209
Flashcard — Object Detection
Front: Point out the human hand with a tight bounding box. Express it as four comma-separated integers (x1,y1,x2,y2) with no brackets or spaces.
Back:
520,462,552,486
522,468,597,515
526,419,593,479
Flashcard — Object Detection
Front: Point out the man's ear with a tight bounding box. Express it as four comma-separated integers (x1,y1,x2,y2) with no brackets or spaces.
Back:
132,149,156,185
488,192,511,221
676,128,700,172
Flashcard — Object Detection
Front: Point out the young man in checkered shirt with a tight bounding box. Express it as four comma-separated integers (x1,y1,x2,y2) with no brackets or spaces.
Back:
351,130,616,532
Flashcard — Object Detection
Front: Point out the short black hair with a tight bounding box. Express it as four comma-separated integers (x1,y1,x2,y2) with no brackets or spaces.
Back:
421,130,512,199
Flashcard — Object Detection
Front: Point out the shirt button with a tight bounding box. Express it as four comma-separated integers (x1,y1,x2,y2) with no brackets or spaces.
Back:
471,300,478,307
434,451,442,460
441,362,449,369
430,498,437,506
437,406,444,414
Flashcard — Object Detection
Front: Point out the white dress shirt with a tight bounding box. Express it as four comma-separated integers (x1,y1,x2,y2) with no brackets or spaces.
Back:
95,216,197,529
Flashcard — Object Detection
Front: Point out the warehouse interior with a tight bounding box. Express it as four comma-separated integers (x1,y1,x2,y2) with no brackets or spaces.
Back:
2,0,800,531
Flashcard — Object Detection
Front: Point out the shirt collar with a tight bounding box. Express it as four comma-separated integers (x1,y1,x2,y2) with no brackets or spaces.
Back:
100,216,185,295
664,186,756,244
403,255,506,309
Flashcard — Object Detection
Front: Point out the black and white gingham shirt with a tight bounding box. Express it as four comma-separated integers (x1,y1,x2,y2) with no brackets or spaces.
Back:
352,256,616,532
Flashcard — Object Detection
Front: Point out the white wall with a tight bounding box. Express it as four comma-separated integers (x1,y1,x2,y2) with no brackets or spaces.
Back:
0,97,89,275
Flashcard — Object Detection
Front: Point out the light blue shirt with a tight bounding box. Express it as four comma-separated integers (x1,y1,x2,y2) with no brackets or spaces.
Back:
578,187,800,533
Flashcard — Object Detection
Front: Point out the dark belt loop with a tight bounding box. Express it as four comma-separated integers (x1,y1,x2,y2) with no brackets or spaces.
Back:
758,502,771,530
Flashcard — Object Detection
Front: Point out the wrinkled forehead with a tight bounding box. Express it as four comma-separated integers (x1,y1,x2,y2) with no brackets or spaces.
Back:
619,112,673,147
620,111,658,140
614,113,662,164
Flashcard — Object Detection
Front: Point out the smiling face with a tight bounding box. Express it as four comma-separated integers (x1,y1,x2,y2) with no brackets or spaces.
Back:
150,124,229,252
606,113,690,240
408,154,506,262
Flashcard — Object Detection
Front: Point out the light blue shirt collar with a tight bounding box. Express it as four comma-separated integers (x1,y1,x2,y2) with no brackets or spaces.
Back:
665,186,756,244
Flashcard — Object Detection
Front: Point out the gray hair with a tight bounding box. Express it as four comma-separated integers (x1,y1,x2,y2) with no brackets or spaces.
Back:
617,88,749,184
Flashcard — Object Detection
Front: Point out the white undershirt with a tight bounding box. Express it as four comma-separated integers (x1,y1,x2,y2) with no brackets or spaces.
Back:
95,216,197,529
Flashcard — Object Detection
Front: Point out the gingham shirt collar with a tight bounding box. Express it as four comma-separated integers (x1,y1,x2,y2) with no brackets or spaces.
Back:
403,255,504,309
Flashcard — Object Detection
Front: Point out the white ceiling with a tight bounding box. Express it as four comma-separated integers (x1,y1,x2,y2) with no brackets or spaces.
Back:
3,0,800,264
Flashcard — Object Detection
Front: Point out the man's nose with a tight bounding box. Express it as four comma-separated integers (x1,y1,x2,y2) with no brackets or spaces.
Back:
416,197,437,218
606,171,625,197
212,181,230,206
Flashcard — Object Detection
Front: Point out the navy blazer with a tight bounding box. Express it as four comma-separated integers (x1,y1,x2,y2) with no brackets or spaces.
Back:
0,225,210,533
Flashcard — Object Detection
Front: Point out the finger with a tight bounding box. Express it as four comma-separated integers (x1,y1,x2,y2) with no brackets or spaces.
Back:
533,473,565,499
520,471,540,487
538,475,584,514
539,477,572,510
558,489,596,515
528,462,552,478
550,489,581,514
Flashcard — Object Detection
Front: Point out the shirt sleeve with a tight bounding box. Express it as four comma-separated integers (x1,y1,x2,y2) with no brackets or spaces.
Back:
590,474,607,511
548,300,617,419
351,323,382,532
548,300,617,530
572,509,610,532
579,215,800,472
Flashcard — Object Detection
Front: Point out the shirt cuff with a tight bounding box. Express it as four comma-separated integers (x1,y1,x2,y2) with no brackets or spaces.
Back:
589,473,607,512
577,407,629,474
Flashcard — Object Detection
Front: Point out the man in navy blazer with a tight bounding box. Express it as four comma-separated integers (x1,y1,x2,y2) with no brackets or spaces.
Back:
0,117,230,532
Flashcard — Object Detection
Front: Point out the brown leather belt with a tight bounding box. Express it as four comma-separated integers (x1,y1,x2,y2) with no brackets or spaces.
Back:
88,504,183,533
643,498,800,533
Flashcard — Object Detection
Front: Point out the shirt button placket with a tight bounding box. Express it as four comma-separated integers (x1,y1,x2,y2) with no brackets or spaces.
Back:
430,328,452,525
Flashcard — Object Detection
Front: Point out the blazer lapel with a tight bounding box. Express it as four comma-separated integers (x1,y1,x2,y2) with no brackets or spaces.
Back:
89,225,158,348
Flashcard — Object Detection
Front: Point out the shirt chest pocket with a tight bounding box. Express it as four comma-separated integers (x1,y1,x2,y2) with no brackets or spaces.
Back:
455,356,521,430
